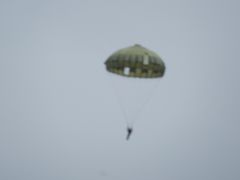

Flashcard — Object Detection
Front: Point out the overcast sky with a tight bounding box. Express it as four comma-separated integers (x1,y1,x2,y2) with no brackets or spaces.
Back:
0,0,240,180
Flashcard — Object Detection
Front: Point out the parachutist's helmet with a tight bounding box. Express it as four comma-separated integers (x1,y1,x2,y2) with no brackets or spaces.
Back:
105,44,165,78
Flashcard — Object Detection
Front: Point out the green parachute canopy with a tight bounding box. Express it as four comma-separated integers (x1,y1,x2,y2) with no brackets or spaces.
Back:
105,44,165,78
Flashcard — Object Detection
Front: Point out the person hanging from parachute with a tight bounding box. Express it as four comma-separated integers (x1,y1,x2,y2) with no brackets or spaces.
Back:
126,126,133,140
104,44,165,140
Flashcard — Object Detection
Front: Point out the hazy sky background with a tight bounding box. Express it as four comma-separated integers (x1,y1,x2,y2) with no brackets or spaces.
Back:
0,0,240,180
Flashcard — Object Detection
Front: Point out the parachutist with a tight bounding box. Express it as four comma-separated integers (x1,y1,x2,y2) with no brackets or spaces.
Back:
126,127,133,140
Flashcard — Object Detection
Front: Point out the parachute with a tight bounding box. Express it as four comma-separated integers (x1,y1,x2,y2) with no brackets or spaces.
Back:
105,44,165,138
105,44,165,78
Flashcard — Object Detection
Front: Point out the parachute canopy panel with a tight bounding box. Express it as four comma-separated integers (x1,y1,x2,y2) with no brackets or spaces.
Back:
105,44,165,78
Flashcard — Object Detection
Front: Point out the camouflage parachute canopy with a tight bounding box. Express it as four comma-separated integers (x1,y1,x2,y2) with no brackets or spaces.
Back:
105,44,165,78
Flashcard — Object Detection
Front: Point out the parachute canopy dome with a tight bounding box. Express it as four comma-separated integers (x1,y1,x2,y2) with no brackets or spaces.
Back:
105,44,165,78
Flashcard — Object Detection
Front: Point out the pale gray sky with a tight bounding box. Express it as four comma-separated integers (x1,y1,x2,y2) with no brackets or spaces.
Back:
0,0,240,180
